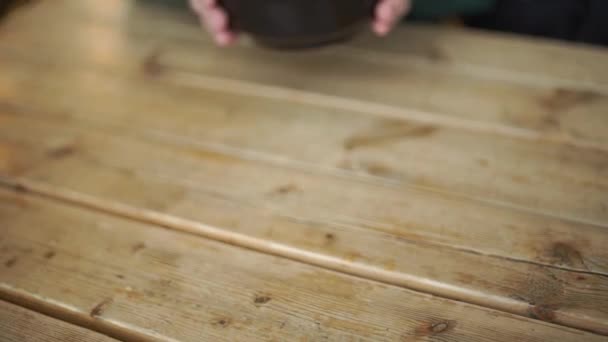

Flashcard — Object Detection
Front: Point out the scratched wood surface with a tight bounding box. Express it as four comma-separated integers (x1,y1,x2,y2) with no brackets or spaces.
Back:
2,60,608,227
4,189,604,342
2,0,608,148
1,102,608,335
1,1,608,226
1,0,608,340
0,300,119,342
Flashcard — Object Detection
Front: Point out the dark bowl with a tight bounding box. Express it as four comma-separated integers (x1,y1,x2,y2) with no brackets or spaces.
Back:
220,0,377,49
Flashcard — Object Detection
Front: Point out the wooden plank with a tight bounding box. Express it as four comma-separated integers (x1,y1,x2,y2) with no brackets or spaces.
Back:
158,39,608,149
11,0,608,90
1,189,606,342
0,0,607,336
6,69,606,264
1,9,608,224
0,301,118,342
352,25,608,91
1,60,607,225
1,0,608,148
1,113,608,334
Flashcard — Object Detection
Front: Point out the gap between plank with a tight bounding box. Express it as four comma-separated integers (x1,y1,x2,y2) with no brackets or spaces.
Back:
5,100,607,231
0,284,169,342
3,9,608,152
3,177,608,336
3,43,607,154
3,104,608,256
3,101,608,275
147,130,608,231
143,165,608,278
337,45,608,97
160,67,608,154
131,20,608,97
9,3,608,98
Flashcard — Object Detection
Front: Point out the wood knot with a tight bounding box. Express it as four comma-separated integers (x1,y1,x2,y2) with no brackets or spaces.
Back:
254,294,272,305
427,46,449,62
272,184,299,196
414,320,456,337
4,256,17,268
131,242,146,254
90,298,113,318
13,183,27,193
344,123,438,151
548,242,586,269
362,162,394,177
143,49,164,77
540,88,599,112
431,322,449,334
528,305,557,322
44,251,56,259
211,317,232,327
47,144,76,159
477,158,489,167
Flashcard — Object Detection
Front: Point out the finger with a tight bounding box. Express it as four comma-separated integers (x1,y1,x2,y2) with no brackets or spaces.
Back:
191,0,220,16
373,20,392,36
203,8,228,33
375,0,397,25
215,31,237,46
373,0,410,36
374,1,396,34
200,8,238,45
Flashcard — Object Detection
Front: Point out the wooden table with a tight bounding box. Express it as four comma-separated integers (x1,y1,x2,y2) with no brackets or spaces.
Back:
1,0,607,340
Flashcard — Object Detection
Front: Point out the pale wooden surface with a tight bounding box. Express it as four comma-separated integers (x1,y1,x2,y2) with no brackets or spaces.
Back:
2,108,608,335
0,301,118,342
1,2,608,225
1,0,608,340
0,189,604,342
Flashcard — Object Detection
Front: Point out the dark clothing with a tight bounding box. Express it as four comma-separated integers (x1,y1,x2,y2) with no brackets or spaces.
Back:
118,0,608,47
409,0,496,20
466,0,608,46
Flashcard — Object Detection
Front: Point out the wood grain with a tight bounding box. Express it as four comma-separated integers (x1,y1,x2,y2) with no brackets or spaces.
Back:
352,26,608,92
1,0,608,339
1,112,608,334
3,61,608,225
2,0,607,148
0,300,118,342
1,58,607,221
0,188,605,342
1,6,608,225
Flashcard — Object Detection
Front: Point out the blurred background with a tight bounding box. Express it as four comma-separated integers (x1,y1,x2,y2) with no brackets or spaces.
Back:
1,0,607,46
412,0,608,46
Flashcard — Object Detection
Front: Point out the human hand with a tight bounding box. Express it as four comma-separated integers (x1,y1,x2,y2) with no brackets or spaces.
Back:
189,0,237,46
373,0,411,36
189,0,411,46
